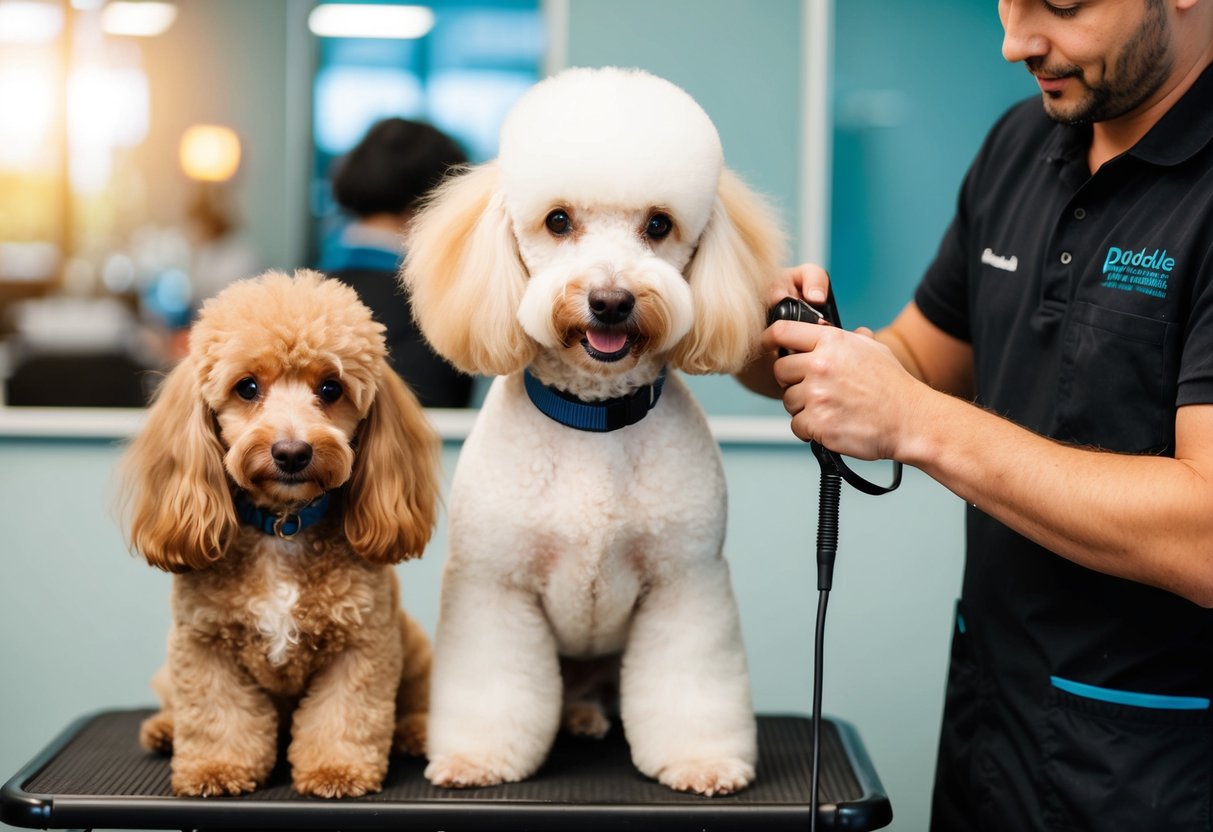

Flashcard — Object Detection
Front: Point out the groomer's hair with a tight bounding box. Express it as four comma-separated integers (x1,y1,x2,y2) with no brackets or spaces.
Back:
331,118,468,217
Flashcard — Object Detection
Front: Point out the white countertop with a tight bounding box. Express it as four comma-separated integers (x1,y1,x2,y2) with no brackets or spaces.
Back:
0,406,801,445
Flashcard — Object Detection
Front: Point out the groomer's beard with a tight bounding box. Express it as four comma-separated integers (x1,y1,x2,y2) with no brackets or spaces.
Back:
1028,6,1172,125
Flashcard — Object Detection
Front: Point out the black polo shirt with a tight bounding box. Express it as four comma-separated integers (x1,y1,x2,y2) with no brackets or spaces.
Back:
919,63,1213,455
915,63,1213,830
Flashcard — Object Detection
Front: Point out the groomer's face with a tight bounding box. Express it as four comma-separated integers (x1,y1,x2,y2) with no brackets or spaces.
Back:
998,0,1174,124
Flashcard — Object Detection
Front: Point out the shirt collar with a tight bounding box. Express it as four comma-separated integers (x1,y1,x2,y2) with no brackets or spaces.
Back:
1039,60,1213,169
1129,60,1213,166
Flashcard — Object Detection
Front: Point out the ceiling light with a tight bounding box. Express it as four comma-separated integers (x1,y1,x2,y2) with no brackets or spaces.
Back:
0,1,63,43
308,4,435,40
100,1,178,37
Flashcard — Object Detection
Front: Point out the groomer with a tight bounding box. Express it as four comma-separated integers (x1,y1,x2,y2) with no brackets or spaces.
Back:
745,1,1213,829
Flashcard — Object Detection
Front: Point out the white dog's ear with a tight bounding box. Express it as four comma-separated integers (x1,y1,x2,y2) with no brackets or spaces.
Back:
402,162,537,376
671,169,787,375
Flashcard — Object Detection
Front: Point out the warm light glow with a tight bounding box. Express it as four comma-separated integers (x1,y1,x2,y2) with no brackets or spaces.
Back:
179,124,241,182
100,1,178,37
67,64,150,193
0,1,64,43
308,4,435,39
68,65,149,149
0,56,58,170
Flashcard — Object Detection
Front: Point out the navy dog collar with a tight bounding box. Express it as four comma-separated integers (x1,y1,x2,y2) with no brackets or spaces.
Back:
235,492,332,538
523,368,667,432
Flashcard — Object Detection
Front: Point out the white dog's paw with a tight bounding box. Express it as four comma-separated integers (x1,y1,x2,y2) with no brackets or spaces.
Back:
562,702,611,738
657,757,755,797
425,754,526,789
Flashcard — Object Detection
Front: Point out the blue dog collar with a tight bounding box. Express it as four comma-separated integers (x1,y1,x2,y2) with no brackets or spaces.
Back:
235,492,332,538
523,367,667,432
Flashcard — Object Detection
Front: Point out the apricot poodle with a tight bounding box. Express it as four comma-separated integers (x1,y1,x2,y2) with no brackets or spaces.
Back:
121,270,439,798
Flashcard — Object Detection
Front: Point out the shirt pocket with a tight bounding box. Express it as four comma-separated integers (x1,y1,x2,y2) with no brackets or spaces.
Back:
1040,676,1212,832
1054,301,1176,454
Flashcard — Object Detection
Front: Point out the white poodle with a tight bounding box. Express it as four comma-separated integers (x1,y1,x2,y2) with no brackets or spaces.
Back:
402,66,786,796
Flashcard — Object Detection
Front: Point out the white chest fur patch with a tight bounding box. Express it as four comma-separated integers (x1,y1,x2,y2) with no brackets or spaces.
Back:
248,555,301,666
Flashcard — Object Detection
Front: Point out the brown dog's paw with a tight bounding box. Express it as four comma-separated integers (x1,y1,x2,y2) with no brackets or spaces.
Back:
171,761,262,797
658,757,755,797
138,711,174,753
294,763,384,799
562,702,611,738
393,712,427,757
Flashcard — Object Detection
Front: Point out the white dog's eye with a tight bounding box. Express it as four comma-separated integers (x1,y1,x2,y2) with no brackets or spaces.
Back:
644,213,673,241
545,209,572,236
317,378,343,404
234,376,259,401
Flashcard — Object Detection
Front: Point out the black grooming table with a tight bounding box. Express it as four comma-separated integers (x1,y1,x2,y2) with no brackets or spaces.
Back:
2,709,891,831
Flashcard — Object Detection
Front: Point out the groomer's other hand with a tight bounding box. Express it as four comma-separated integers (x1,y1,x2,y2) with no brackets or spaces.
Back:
770,262,830,309
737,262,835,399
761,320,925,461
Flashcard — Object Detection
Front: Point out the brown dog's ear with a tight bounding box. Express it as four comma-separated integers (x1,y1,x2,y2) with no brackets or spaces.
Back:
119,357,235,572
343,363,440,564
671,168,788,374
401,162,537,376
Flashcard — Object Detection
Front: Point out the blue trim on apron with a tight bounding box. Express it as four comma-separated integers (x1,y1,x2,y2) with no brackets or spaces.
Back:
1050,675,1211,710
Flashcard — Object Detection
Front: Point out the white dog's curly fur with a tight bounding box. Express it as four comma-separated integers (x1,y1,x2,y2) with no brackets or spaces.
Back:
402,67,786,796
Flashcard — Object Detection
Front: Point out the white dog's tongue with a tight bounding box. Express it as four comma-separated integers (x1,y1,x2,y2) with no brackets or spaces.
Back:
586,328,628,354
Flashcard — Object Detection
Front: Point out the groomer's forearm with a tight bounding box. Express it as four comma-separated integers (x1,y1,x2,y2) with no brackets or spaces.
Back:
899,390,1213,607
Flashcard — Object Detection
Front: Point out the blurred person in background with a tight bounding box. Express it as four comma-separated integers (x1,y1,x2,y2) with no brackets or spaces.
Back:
323,117,473,408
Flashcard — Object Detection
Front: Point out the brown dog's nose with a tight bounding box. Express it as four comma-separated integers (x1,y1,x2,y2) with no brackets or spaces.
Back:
271,440,313,474
588,288,635,325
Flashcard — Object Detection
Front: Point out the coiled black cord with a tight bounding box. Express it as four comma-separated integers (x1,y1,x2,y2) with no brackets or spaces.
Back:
810,465,841,832
815,463,842,591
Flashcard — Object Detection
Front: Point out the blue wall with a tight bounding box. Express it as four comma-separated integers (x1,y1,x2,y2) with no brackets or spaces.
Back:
830,0,1029,328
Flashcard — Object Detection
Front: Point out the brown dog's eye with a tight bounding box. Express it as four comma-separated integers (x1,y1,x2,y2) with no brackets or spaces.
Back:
644,213,673,241
545,209,572,236
234,377,259,401
318,379,343,404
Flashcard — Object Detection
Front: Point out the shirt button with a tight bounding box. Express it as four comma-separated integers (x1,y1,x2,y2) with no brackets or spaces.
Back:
1060,252,1073,264
1073,207,1087,220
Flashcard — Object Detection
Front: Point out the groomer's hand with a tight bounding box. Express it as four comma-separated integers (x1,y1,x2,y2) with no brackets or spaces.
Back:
762,316,924,461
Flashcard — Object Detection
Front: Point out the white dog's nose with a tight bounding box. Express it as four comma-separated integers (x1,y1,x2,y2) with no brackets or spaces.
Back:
588,288,635,325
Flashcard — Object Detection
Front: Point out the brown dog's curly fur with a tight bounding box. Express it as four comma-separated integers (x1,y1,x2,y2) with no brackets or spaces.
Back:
121,270,439,798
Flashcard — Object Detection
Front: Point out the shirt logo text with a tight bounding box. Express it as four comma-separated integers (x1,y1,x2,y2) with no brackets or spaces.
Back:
1100,246,1174,299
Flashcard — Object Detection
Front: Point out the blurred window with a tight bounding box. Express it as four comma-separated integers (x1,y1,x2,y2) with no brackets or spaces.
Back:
0,1,165,407
308,0,544,264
